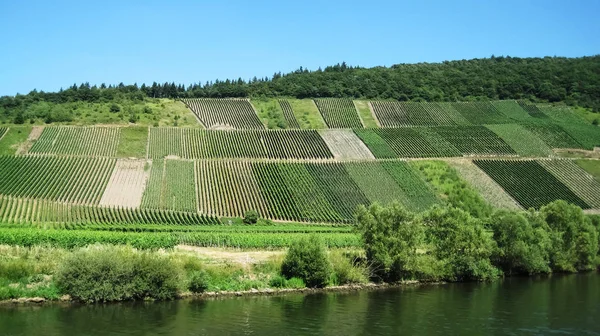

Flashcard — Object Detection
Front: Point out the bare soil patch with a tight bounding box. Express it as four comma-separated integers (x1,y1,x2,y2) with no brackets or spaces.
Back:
16,126,43,155
319,129,375,160
99,159,151,208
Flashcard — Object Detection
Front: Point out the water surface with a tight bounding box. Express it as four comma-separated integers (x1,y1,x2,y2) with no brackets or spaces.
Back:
1,273,598,335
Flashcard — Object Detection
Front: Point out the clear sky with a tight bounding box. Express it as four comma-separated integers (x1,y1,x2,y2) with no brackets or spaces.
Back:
1,0,599,96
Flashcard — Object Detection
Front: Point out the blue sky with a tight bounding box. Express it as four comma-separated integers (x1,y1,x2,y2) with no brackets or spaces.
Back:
0,0,599,96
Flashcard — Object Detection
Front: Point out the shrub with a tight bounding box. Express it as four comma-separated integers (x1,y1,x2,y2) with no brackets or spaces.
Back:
109,104,121,113
243,210,259,225
188,270,209,293
329,250,368,285
56,245,181,303
269,275,287,288
0,259,34,281
281,235,331,288
285,277,306,289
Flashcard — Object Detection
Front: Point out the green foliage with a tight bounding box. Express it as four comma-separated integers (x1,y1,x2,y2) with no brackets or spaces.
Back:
188,270,209,293
117,126,148,157
56,245,181,302
355,203,424,282
328,250,368,285
490,210,551,275
243,210,259,225
411,160,492,218
110,104,121,113
314,98,363,128
539,201,599,271
281,235,331,288
423,206,500,281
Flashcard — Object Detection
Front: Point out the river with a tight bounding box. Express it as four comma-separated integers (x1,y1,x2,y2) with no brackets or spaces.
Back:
1,273,598,335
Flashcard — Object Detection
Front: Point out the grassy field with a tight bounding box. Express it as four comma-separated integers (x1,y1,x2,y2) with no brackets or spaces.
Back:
117,126,148,158
0,126,32,155
353,101,379,128
251,98,287,129
575,159,600,182
287,99,327,129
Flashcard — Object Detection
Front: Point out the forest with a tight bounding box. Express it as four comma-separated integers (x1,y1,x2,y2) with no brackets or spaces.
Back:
1,55,599,124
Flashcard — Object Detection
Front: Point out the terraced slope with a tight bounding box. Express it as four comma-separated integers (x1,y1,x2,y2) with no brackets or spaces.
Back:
473,160,589,209
148,128,333,160
314,98,363,128
181,98,264,129
29,127,119,157
0,127,7,141
521,123,584,149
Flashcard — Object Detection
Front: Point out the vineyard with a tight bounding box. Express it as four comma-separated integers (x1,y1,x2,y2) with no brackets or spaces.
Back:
473,159,591,209
147,128,333,160
277,100,301,128
314,98,364,128
0,156,115,204
29,127,120,157
0,99,598,249
180,98,264,129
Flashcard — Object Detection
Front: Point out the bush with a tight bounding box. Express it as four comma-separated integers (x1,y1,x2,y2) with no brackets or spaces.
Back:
269,275,287,288
109,104,121,113
329,250,368,285
0,259,34,281
243,210,259,225
188,270,209,293
281,235,331,288
56,245,181,302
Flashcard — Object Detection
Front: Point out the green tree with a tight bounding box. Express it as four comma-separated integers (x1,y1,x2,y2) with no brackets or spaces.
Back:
355,203,424,281
490,210,551,275
423,206,500,281
540,201,599,272
281,235,331,288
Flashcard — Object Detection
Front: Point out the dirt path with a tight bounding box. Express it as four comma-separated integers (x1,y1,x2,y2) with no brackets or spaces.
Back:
99,159,151,208
15,126,43,155
176,245,285,266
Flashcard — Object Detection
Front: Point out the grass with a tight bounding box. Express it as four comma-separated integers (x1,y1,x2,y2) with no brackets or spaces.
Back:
575,159,600,183
353,100,379,128
117,126,148,158
0,126,32,155
287,99,327,129
251,98,287,129
571,106,599,124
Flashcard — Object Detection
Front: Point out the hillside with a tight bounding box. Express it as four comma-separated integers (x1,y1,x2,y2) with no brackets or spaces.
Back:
1,56,599,128
0,97,599,249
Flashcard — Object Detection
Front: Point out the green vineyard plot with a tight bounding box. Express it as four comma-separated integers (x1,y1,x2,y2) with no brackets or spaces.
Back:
314,98,363,128
371,101,458,127
353,129,397,158
538,159,600,208
0,127,7,141
181,98,264,129
148,128,333,160
554,123,600,150
521,123,584,149
380,161,440,211
433,126,516,156
473,160,590,209
450,102,510,124
485,124,552,157
491,101,533,122
0,156,115,204
29,127,120,157
374,128,460,157
141,159,196,212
